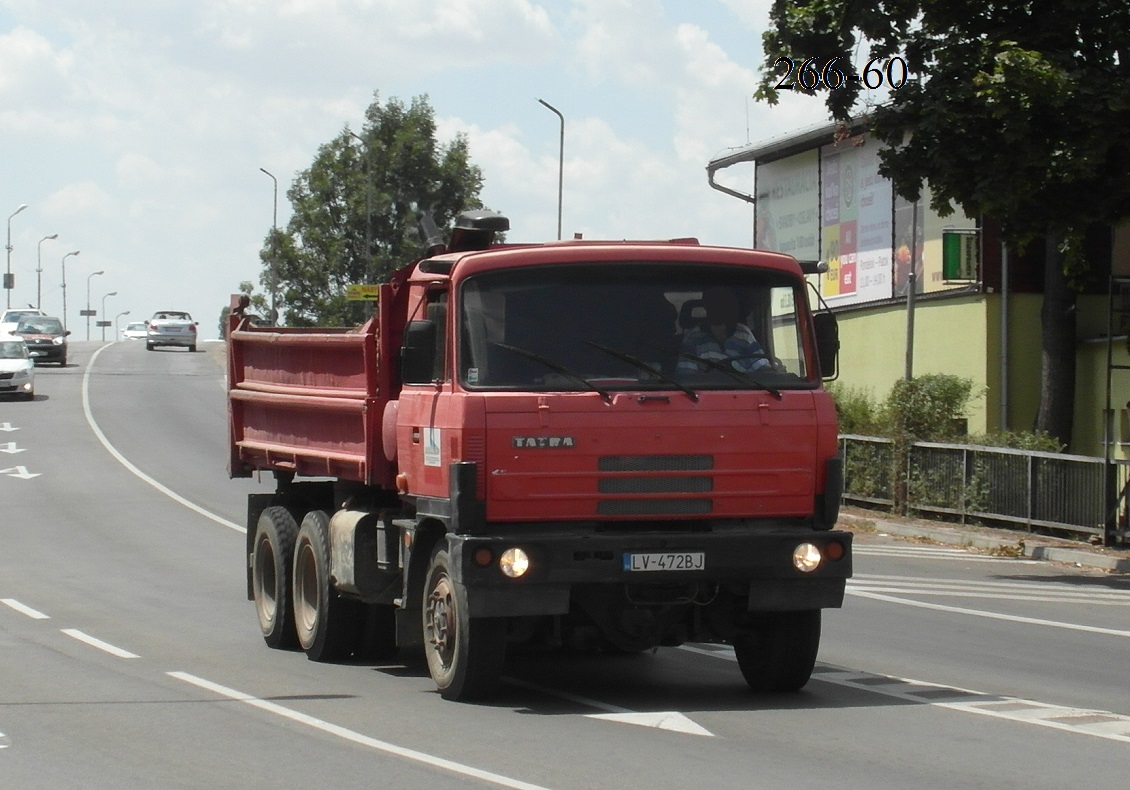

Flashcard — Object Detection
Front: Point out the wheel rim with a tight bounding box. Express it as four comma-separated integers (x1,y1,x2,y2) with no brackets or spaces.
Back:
253,534,277,627
294,541,319,640
425,572,456,670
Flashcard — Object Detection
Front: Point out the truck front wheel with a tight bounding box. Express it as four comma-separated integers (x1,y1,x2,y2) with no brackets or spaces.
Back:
422,545,506,701
252,506,299,649
733,610,821,693
293,510,363,661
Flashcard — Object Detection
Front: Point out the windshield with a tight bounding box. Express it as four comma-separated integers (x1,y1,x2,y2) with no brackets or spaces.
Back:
0,341,28,359
18,318,63,334
459,262,813,393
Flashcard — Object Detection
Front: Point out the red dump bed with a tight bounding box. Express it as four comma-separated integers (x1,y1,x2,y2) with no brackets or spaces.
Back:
227,302,398,487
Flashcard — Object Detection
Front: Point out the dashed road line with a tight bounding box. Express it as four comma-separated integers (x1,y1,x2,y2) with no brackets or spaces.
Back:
61,628,140,659
682,645,1130,744
169,672,554,790
1,598,50,619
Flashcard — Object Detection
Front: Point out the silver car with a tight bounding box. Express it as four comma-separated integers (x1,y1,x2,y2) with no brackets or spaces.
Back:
146,311,199,352
0,336,35,400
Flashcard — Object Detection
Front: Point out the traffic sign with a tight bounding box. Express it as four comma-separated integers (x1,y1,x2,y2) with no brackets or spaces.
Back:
346,284,380,301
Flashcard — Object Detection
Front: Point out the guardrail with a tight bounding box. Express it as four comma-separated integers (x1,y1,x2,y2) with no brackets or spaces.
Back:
839,434,1129,541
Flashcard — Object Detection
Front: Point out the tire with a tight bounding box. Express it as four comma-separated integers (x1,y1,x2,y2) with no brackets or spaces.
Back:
189,344,197,353
146,343,154,351
293,510,363,661
733,610,821,693
422,544,507,701
251,506,300,649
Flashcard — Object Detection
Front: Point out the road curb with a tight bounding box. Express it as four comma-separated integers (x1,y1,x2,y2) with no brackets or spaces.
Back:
840,513,1130,574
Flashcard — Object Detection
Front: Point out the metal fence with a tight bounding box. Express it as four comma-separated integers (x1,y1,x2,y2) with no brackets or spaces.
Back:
839,434,1130,541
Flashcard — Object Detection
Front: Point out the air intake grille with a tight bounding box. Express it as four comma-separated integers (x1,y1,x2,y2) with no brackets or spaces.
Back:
597,498,712,516
599,454,713,472
599,476,712,494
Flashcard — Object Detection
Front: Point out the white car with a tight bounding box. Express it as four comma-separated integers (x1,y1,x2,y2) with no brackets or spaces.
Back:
0,307,47,336
122,321,148,340
0,335,35,400
146,310,199,352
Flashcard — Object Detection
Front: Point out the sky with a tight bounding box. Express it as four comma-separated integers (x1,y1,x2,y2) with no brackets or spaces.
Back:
0,0,833,339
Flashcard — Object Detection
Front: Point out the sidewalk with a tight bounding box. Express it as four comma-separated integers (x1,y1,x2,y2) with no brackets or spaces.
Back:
839,506,1130,573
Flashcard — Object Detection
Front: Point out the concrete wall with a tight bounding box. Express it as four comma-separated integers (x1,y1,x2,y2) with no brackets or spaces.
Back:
833,291,1117,457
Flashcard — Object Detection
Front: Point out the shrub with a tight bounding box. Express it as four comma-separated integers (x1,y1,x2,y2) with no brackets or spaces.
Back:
826,382,883,435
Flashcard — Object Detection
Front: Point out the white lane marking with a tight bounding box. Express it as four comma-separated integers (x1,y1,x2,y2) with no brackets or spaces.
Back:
0,422,19,432
0,465,40,479
682,647,1130,744
505,677,713,736
849,574,1130,605
0,441,26,454
83,345,245,534
1,598,49,619
168,672,554,790
846,590,1130,638
61,628,140,659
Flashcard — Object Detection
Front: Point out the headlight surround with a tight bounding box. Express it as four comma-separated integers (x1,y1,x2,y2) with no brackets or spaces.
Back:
52,337,65,346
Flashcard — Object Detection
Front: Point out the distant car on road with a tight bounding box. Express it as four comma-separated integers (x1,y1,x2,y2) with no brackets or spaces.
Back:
0,335,35,400
122,321,148,340
14,315,69,366
0,307,47,335
147,310,199,352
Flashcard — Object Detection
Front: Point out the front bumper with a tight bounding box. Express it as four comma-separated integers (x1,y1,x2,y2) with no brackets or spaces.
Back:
447,527,852,617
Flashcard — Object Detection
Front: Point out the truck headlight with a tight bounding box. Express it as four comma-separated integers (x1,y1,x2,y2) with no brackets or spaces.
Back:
792,543,822,572
499,547,530,578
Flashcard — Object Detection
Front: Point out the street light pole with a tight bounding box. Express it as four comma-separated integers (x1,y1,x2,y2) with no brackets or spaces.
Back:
61,250,80,332
115,310,130,341
538,99,564,240
6,203,29,309
101,291,117,341
259,167,278,324
37,233,58,310
86,270,104,340
348,131,374,282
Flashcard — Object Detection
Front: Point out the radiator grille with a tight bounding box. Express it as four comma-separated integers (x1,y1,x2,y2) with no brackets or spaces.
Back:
597,498,713,516
598,454,713,472
599,476,712,494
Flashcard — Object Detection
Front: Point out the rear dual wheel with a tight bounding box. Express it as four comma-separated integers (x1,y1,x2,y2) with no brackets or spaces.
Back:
292,510,364,661
251,506,299,649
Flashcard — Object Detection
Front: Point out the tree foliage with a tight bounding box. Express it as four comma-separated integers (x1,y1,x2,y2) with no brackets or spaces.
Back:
262,93,486,326
756,1,1130,446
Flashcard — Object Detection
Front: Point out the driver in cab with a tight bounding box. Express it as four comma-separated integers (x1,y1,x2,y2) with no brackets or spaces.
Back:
677,286,772,373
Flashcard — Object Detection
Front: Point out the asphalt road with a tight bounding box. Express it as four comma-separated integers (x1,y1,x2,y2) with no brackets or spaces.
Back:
2,340,1128,789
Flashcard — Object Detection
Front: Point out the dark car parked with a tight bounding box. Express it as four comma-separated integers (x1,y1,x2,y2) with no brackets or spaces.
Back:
15,316,70,366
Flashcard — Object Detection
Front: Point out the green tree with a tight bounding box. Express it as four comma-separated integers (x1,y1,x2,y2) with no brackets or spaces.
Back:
264,93,486,326
755,1,1130,447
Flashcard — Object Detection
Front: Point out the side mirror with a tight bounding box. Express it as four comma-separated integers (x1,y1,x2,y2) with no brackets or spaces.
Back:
812,312,839,380
400,319,437,384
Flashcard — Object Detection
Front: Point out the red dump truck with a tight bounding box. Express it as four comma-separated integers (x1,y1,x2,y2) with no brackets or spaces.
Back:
227,210,851,701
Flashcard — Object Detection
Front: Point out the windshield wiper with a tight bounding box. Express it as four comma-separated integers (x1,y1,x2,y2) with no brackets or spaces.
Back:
583,341,698,402
672,350,782,399
492,342,613,402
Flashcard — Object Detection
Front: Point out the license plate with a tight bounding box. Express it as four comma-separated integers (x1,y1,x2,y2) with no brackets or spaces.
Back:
623,552,705,572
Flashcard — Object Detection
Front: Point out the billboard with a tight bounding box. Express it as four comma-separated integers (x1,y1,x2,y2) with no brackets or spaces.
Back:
753,136,976,307
754,150,819,261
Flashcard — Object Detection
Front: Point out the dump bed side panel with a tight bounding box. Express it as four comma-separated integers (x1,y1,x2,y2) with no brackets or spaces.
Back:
227,317,392,486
